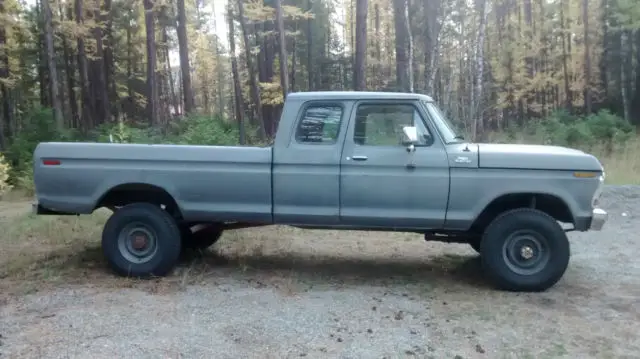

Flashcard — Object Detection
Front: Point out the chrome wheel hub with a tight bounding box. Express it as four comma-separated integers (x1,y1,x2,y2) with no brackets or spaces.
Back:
520,245,534,260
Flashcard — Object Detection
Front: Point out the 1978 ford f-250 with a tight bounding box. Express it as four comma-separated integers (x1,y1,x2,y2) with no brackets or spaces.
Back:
32,91,608,292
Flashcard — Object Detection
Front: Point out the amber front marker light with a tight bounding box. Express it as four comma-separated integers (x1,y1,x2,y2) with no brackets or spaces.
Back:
573,171,598,178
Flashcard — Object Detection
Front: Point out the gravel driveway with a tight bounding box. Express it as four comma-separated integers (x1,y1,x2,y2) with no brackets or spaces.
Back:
1,185,639,358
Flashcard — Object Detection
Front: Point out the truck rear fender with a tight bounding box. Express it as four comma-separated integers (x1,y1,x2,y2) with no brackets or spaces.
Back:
93,181,183,218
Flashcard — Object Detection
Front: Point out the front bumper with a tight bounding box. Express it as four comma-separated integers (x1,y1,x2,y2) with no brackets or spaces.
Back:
589,208,608,231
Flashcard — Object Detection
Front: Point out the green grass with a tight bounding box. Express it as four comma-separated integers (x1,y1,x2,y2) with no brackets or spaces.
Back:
0,209,109,292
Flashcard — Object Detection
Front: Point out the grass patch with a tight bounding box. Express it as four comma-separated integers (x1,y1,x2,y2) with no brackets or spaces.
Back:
0,208,110,294
592,139,640,184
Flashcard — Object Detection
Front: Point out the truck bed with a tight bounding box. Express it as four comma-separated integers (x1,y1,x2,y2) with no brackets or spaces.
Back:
33,142,274,223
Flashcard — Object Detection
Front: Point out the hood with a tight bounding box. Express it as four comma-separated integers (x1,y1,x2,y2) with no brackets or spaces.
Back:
476,143,603,171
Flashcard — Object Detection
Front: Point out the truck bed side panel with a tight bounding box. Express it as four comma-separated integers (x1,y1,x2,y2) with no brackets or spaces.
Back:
33,142,273,223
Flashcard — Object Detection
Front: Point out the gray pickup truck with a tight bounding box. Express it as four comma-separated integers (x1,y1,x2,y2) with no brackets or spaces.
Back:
32,91,607,292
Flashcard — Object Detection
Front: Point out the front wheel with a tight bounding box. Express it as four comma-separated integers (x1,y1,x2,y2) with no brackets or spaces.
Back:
102,203,182,278
480,208,570,292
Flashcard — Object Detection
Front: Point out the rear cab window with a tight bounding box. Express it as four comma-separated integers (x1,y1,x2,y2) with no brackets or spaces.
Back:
295,104,344,144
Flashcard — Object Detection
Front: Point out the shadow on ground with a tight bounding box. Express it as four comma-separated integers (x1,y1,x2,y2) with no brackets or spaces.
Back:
2,243,492,296
181,248,488,289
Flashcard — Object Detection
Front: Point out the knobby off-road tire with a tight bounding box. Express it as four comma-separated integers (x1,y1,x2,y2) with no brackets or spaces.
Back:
180,223,224,251
102,203,182,278
480,208,570,292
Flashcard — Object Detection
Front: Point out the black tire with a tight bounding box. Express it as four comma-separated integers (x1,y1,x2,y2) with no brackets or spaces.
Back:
102,202,182,278
181,223,223,250
480,208,570,292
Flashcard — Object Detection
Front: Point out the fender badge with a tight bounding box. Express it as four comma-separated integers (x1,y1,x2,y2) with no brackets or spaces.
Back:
454,156,471,164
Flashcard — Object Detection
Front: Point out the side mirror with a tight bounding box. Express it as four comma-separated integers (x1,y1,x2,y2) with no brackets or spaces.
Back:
402,126,418,144
402,126,418,152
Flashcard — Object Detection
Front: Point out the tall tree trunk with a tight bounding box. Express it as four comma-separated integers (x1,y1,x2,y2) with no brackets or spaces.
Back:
126,24,133,104
600,0,609,100
91,0,110,125
43,0,63,132
353,0,368,90
36,0,49,107
424,0,442,94
560,0,572,111
177,0,195,114
75,0,93,130
228,2,245,144
621,31,630,122
103,0,117,119
583,0,592,113
211,3,226,117
257,19,276,136
472,0,488,140
631,30,640,123
306,0,313,90
374,3,381,89
144,0,159,125
161,25,178,117
60,1,78,129
393,0,408,91
290,35,296,92
404,0,413,92
274,0,289,98
238,0,266,140
0,0,13,148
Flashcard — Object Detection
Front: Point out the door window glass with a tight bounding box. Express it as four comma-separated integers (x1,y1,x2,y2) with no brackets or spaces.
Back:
353,104,431,146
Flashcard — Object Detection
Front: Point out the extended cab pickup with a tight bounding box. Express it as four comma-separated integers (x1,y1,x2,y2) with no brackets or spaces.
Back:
32,91,608,292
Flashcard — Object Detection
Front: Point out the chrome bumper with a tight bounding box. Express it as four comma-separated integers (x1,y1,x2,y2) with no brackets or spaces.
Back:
589,208,608,231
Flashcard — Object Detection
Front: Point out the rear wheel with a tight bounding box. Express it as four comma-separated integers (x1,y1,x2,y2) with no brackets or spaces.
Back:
480,208,570,292
102,203,182,277
180,223,223,250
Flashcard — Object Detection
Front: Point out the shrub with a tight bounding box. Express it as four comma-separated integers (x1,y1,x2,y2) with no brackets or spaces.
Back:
491,109,634,153
0,152,13,197
5,108,64,185
13,163,34,196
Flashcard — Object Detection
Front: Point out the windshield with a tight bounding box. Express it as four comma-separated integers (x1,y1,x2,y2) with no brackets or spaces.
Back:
421,101,462,144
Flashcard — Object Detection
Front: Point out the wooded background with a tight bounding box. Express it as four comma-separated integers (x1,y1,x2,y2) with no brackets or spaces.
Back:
0,0,639,184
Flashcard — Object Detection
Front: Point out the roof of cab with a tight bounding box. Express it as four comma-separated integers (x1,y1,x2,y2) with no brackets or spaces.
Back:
286,91,434,102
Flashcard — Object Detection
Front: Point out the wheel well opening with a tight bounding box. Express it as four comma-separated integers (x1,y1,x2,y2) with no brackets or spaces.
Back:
470,193,573,234
95,183,182,218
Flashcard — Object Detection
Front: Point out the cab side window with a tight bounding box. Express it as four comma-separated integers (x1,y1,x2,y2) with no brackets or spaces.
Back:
353,104,431,146
295,105,343,144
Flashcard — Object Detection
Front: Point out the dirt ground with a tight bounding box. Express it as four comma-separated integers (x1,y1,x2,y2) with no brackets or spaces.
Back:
1,186,639,358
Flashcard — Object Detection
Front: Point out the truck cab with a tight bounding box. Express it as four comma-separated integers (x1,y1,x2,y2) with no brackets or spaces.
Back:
272,92,453,230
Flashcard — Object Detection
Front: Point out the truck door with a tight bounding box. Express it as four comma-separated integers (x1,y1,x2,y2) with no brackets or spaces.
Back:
339,100,450,229
272,100,350,225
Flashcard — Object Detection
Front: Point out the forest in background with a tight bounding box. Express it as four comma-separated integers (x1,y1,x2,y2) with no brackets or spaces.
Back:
0,0,640,192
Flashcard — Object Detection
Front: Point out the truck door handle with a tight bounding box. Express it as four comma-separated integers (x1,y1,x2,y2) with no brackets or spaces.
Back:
351,155,368,161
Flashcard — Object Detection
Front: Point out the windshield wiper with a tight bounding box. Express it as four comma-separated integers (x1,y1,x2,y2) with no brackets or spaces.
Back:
453,135,465,140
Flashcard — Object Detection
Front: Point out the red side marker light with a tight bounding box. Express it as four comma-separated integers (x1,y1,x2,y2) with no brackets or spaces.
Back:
42,159,61,166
